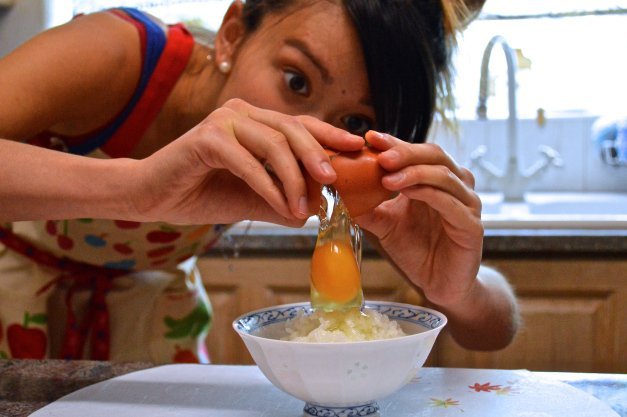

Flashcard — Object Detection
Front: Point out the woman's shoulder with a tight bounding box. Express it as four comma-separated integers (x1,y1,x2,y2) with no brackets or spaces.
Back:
0,10,144,139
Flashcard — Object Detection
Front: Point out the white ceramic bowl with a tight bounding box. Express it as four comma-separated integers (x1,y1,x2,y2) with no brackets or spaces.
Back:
233,301,447,417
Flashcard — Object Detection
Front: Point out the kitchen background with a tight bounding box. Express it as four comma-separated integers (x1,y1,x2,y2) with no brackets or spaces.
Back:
1,0,627,374
1,0,626,194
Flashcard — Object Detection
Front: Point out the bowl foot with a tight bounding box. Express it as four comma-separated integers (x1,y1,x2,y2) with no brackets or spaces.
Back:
303,401,380,417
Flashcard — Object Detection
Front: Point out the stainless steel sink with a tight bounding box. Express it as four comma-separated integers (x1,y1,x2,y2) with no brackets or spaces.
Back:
480,192,627,229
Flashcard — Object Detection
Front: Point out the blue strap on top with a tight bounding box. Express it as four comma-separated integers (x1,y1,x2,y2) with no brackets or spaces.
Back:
68,7,167,156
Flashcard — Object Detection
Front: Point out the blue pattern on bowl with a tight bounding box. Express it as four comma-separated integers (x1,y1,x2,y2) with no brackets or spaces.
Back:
234,302,443,334
304,401,380,417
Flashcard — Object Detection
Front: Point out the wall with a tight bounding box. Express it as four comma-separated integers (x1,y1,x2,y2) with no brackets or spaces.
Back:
0,0,48,58
434,115,627,193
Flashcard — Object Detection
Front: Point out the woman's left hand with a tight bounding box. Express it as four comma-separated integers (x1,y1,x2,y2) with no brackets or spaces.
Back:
354,130,484,309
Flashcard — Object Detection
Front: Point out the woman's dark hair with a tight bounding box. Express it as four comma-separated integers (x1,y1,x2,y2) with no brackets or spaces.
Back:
241,0,480,143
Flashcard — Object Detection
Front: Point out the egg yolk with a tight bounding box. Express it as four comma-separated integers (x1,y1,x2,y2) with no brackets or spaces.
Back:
309,183,364,312
311,239,362,304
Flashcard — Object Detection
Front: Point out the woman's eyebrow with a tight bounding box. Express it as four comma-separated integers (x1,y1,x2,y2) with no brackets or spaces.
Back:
285,38,332,83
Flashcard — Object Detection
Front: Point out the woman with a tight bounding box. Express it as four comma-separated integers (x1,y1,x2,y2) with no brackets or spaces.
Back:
0,0,519,362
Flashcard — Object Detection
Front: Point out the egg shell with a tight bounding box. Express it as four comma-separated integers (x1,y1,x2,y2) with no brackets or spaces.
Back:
306,147,394,217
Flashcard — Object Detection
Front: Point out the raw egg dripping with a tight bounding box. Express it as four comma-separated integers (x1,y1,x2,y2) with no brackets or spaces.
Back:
305,146,394,311
310,185,364,311
308,146,393,312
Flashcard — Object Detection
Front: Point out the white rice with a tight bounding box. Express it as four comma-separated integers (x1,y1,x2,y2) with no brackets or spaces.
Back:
282,308,407,342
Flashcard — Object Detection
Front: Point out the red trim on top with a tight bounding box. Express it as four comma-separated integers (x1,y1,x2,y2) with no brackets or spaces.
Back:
101,24,194,158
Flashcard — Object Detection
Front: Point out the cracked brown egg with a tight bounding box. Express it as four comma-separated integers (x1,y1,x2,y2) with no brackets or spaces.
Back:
306,147,394,218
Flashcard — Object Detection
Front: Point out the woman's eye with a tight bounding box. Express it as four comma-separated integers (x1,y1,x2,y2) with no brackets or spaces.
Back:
283,70,309,96
342,115,372,135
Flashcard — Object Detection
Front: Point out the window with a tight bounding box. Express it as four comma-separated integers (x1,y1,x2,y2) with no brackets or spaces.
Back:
453,1,627,119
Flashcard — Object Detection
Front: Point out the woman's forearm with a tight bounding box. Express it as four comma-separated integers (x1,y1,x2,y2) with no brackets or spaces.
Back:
433,265,520,351
0,139,138,222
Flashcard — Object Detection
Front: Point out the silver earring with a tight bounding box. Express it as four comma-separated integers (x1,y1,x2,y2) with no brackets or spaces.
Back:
218,60,231,74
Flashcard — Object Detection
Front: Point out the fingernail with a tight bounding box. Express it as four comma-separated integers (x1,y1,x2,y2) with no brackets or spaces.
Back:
298,196,308,217
320,161,335,177
369,130,386,139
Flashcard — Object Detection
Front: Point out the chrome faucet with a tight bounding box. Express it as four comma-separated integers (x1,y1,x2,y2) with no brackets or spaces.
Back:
470,35,563,201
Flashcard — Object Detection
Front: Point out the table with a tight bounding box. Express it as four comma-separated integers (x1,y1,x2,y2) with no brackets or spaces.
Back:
0,360,625,416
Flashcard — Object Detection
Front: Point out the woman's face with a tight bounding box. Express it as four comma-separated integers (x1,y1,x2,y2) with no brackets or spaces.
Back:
216,1,375,135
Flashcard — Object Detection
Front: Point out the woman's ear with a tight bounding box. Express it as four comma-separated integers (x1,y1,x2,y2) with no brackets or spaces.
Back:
214,1,246,69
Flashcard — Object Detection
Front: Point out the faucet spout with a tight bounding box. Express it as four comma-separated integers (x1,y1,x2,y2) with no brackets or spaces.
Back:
477,35,519,166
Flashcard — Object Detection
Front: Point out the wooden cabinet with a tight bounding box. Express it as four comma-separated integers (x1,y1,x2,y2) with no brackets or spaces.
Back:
435,258,627,373
199,255,627,373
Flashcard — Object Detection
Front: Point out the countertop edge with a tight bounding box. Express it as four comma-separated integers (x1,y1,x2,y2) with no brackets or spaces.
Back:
207,225,627,256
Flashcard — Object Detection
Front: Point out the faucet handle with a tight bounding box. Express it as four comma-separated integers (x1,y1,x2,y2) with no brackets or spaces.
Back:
470,145,488,162
538,145,564,167
469,145,505,179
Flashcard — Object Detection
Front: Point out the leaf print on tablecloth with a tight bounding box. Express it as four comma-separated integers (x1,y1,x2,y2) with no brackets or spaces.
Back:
495,385,518,395
494,380,520,395
468,382,502,392
429,397,463,411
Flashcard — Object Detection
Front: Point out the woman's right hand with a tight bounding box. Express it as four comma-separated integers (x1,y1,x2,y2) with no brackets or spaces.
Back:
131,98,365,226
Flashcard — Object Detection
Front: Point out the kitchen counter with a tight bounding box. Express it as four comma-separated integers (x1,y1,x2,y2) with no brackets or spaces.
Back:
211,222,627,257
0,360,153,416
0,360,625,417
